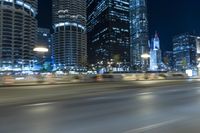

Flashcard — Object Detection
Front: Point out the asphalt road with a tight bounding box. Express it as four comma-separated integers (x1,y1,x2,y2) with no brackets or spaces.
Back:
1,80,200,133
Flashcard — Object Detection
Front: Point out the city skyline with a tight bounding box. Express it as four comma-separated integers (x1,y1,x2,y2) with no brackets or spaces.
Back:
1,1,200,132
38,0,200,52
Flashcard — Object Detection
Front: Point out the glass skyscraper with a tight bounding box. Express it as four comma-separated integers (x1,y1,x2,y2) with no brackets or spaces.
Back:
0,0,38,71
173,33,197,72
52,0,87,70
130,0,149,70
87,0,130,65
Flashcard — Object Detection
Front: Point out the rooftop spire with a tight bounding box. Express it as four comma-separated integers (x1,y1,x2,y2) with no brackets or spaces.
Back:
155,31,158,38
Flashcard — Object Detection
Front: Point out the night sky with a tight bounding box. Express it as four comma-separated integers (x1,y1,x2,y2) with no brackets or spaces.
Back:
38,0,200,52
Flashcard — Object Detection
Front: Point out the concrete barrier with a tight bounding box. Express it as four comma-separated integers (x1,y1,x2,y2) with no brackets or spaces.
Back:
120,73,188,81
0,72,190,86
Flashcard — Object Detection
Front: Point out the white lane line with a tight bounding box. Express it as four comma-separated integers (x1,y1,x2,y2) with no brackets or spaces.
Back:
87,92,154,101
123,118,185,133
157,87,200,94
88,97,107,101
136,92,153,96
156,89,183,94
22,102,54,107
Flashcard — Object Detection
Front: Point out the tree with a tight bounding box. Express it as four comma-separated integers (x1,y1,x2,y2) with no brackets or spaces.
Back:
181,58,187,70
113,54,120,64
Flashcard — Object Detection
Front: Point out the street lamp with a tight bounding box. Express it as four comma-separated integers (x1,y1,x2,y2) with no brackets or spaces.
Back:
33,46,49,71
141,53,150,71
33,47,48,53
141,53,150,59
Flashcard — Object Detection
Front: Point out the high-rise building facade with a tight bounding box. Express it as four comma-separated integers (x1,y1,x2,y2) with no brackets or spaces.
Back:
173,33,197,72
35,28,52,71
0,0,38,71
163,51,173,70
52,0,87,70
87,0,130,65
130,0,149,69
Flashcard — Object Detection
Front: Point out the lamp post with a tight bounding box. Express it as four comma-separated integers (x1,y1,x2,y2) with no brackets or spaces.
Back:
33,47,49,53
141,53,150,72
33,46,49,71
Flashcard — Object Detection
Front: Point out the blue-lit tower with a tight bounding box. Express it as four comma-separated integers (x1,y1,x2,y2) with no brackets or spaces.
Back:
149,32,162,71
87,0,130,66
130,0,149,70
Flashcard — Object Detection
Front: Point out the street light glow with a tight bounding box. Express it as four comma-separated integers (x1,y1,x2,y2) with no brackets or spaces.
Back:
141,53,150,59
33,47,48,53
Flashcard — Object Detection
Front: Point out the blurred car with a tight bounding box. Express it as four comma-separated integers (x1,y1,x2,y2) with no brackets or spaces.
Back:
2,75,15,85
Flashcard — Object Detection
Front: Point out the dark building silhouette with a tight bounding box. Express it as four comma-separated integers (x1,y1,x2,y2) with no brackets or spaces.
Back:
87,0,130,65
163,51,174,70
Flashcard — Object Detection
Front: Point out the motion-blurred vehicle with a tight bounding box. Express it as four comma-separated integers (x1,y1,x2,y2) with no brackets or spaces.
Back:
2,75,15,85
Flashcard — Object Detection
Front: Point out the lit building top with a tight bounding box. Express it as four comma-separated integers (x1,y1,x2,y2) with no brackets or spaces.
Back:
0,0,37,16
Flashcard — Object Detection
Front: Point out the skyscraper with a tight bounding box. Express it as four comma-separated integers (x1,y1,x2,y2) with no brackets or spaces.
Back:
0,0,38,71
87,0,130,65
52,0,87,70
173,33,197,72
130,0,149,70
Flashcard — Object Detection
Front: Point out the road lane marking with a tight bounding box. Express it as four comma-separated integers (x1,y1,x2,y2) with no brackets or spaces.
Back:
123,118,185,133
136,92,153,95
22,102,54,107
156,87,200,94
